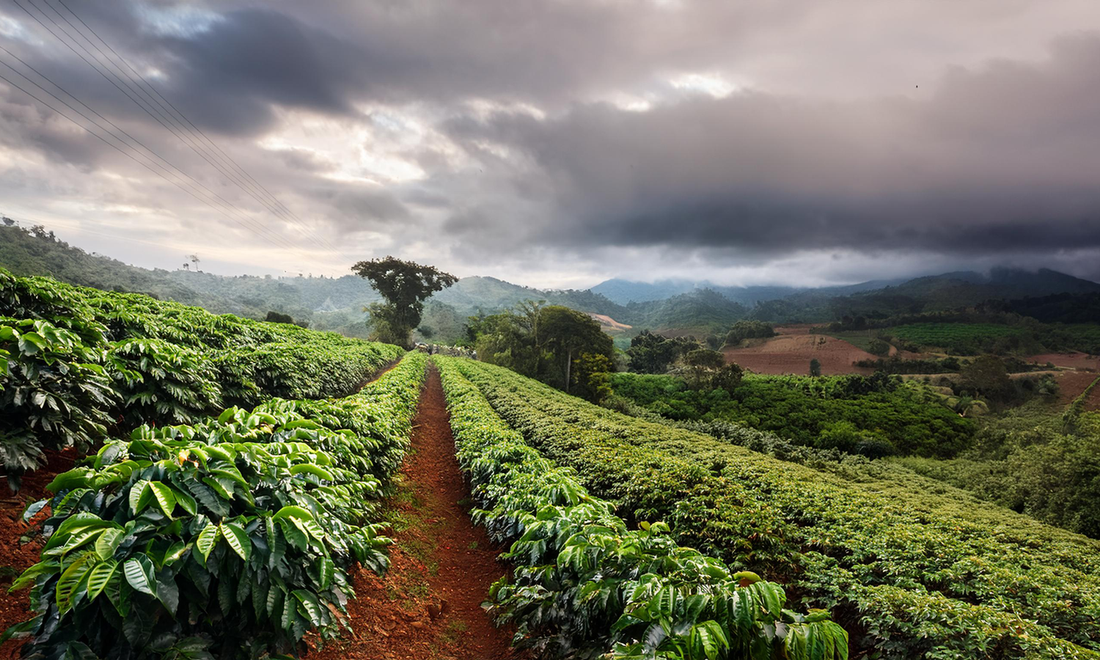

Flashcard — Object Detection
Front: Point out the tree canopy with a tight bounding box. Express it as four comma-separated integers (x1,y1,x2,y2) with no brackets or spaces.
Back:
351,256,457,347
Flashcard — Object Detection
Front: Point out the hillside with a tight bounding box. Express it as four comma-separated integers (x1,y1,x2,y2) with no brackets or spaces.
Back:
0,225,628,342
5,225,1100,343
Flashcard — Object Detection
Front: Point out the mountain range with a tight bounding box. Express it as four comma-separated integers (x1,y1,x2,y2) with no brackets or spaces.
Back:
3,224,1099,342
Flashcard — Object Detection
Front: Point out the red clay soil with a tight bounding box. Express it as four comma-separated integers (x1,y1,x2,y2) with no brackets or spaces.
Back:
0,449,76,659
309,367,518,660
1029,352,1100,372
723,330,878,376
1055,371,1100,412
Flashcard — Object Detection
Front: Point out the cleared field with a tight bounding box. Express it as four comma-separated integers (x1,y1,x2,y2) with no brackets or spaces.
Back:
722,327,878,375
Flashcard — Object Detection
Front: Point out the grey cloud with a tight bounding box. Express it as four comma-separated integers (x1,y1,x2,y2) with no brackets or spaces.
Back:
440,33,1100,260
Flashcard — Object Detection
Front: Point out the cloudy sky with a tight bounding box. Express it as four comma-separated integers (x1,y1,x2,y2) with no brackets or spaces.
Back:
2,0,1100,288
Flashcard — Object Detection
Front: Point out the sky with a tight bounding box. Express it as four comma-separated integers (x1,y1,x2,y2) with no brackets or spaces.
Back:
2,0,1100,289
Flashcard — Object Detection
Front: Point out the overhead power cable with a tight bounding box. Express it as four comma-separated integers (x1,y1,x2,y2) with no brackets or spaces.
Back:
0,58,302,255
5,0,310,258
36,0,349,258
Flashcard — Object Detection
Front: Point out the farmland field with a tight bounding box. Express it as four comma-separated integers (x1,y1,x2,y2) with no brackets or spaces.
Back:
449,357,1100,659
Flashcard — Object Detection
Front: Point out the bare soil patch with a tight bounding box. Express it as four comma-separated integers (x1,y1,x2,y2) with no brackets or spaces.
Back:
310,367,518,660
0,450,75,659
1055,371,1100,411
1029,352,1100,372
723,331,877,375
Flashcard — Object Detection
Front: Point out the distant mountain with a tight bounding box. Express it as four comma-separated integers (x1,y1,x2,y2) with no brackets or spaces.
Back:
823,268,1100,320
0,225,626,342
4,224,1097,342
624,289,749,335
592,277,906,306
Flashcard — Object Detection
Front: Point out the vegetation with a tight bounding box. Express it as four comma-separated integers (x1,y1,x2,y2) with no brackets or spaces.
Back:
724,320,775,345
625,331,699,374
610,371,973,458
896,383,1100,538
350,256,458,348
0,268,401,486
435,356,847,659
6,352,427,658
453,358,1100,658
466,302,614,400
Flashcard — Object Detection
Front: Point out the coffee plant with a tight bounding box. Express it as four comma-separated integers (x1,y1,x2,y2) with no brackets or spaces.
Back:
435,357,848,659
0,268,402,480
452,358,1100,659
5,352,427,658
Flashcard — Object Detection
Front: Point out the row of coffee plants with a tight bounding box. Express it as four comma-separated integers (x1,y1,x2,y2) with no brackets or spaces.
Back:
5,352,428,659
433,356,848,660
0,269,402,481
454,359,1100,659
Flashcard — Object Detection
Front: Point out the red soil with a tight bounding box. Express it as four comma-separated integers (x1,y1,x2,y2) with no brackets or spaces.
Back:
1029,352,1100,372
0,367,518,659
723,329,878,375
1055,371,1100,411
0,450,76,659
309,367,518,660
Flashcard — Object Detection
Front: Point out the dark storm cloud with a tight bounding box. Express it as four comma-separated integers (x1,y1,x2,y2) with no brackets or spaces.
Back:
3,0,1100,283
441,34,1100,257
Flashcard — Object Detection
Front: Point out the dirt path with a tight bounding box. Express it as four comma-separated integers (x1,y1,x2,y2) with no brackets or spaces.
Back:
311,366,517,660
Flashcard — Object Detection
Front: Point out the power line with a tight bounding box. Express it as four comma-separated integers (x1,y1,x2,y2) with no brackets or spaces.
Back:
42,0,348,258
0,63,301,255
4,2,309,256
55,0,329,244
34,0,303,236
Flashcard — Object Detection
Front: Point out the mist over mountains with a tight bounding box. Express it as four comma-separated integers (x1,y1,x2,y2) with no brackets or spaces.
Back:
3,225,1099,341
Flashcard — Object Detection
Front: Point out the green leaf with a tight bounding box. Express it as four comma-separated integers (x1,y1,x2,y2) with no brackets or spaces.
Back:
172,487,198,516
293,590,324,626
289,464,335,481
56,552,95,613
220,523,251,561
196,523,219,562
129,480,150,514
123,556,157,596
272,505,315,522
94,528,124,561
148,482,177,519
86,561,117,601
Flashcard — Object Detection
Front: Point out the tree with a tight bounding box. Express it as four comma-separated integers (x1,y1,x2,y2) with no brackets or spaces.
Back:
684,348,725,389
960,355,1015,404
725,321,775,346
809,358,822,377
711,363,744,393
540,306,613,393
351,257,457,348
265,311,294,324
466,303,613,395
867,338,892,357
572,352,613,403
627,330,693,374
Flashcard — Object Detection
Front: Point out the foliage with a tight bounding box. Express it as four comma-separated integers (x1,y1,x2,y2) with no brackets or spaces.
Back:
958,355,1017,404
434,356,848,660
0,268,402,479
470,302,614,395
571,352,613,404
626,331,697,374
610,372,972,458
808,359,821,378
351,256,458,348
6,353,427,658
866,338,891,357
453,359,1100,659
0,319,117,489
724,321,776,346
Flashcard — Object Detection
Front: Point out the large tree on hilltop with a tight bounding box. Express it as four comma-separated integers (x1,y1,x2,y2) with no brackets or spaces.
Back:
351,257,457,348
